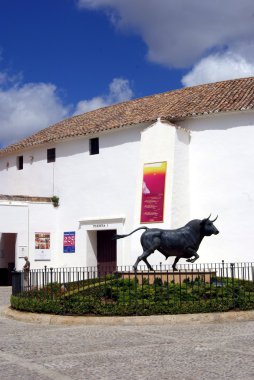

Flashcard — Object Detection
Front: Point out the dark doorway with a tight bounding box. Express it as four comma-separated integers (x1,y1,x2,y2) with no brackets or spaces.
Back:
97,230,116,274
0,233,16,286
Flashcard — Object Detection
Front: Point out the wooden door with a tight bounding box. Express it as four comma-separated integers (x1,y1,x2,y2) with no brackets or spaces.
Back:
97,230,116,274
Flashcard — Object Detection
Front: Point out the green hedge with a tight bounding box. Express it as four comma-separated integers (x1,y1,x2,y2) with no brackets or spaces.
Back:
10,294,254,316
10,275,254,316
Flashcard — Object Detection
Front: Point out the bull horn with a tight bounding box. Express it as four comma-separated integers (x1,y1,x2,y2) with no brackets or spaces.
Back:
206,214,211,220
210,215,218,222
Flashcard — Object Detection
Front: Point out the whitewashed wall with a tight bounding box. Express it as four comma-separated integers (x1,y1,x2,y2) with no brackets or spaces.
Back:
0,204,28,270
0,124,147,269
180,110,254,263
1,110,254,270
0,202,56,270
52,124,146,268
130,119,190,267
0,149,55,196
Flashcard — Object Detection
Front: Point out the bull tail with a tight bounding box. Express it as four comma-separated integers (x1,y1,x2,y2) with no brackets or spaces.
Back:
112,227,148,240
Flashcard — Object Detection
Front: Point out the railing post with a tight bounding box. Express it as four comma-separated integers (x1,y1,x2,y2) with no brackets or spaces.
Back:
43,265,47,288
230,263,235,307
50,267,53,300
222,260,225,278
134,270,138,314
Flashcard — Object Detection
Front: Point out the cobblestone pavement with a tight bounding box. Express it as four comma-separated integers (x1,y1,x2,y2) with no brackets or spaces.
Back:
1,287,254,380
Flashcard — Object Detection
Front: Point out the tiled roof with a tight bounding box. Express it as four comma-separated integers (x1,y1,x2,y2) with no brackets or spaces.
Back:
1,77,254,156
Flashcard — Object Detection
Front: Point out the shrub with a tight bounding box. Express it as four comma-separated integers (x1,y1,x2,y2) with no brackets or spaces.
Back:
10,276,254,316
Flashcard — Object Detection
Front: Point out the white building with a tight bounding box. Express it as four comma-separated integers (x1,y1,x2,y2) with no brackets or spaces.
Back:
0,77,254,282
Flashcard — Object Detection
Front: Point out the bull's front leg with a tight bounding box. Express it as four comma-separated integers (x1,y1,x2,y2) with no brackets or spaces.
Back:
185,248,199,263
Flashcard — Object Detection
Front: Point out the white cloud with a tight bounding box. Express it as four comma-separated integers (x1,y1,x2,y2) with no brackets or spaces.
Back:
77,0,254,69
182,53,254,87
0,73,70,147
108,77,133,102
0,73,133,148
74,97,107,115
74,77,133,114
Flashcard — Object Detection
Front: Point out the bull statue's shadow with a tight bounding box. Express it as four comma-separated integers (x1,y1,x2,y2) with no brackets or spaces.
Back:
113,215,219,271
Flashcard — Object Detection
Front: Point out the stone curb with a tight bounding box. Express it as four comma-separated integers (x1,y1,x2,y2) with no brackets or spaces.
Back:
3,307,254,326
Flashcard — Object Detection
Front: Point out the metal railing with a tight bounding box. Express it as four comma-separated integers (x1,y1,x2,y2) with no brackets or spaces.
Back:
11,262,254,315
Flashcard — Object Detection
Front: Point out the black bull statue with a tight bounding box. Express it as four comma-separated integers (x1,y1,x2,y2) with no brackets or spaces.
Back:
113,215,219,271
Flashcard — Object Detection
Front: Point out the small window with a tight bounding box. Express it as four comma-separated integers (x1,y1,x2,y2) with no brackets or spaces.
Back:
17,156,23,170
47,148,56,163
89,138,99,155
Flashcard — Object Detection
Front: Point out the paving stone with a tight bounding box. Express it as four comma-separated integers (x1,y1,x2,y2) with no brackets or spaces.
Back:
0,287,254,379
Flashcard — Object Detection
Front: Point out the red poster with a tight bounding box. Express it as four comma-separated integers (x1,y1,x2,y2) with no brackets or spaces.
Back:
35,233,50,250
141,162,167,223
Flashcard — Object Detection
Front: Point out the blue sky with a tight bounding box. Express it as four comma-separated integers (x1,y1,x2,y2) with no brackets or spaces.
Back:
0,0,254,148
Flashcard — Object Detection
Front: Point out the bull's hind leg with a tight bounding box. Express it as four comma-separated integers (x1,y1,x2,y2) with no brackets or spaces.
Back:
143,257,154,271
172,257,180,271
133,237,160,271
133,250,154,271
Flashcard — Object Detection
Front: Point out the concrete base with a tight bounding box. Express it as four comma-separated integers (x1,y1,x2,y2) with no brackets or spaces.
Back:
119,270,216,284
3,306,254,326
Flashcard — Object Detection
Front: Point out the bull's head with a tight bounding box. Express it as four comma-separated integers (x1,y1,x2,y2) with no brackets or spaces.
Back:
201,214,219,236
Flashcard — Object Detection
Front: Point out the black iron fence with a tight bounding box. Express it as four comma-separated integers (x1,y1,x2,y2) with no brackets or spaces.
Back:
11,262,254,316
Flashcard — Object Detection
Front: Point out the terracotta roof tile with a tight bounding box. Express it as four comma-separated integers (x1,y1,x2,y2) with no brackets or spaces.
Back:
1,77,254,156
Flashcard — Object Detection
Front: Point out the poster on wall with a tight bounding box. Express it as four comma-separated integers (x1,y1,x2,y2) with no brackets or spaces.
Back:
18,246,28,258
34,232,51,260
63,231,75,253
141,161,167,223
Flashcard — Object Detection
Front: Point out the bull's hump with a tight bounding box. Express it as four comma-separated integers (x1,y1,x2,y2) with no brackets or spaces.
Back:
160,228,191,238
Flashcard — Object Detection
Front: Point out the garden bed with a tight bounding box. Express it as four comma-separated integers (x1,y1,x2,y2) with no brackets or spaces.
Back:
11,273,254,316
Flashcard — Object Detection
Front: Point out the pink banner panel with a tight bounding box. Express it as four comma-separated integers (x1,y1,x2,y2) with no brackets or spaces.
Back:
141,162,167,223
